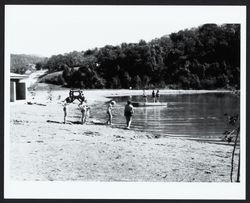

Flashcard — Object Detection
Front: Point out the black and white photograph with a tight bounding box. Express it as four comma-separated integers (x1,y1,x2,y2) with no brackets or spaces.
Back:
4,5,246,199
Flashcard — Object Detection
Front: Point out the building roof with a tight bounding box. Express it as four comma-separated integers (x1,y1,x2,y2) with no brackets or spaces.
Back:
10,73,29,80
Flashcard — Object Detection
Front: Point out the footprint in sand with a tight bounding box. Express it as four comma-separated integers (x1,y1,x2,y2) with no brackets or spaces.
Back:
145,134,153,139
69,139,80,142
85,131,100,136
155,143,165,146
204,170,212,174
113,135,125,139
13,120,28,125
36,140,44,143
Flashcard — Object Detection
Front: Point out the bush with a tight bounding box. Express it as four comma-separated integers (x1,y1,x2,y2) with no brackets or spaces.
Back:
200,78,217,89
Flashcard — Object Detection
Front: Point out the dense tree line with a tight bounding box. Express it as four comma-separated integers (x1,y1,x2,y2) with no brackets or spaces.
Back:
39,24,240,89
11,54,47,74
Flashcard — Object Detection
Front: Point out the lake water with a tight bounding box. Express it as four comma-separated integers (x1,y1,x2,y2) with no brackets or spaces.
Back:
90,93,240,144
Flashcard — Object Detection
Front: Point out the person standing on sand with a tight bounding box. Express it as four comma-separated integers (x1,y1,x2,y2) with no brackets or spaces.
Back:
152,90,156,103
124,100,134,129
107,100,116,125
62,97,71,124
78,101,90,124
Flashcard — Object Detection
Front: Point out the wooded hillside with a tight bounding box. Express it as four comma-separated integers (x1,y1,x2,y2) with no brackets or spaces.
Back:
37,24,241,89
11,54,47,74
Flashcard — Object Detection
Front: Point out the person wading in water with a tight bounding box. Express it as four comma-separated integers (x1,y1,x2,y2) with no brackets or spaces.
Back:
156,90,160,102
124,100,134,129
152,90,156,103
143,89,147,102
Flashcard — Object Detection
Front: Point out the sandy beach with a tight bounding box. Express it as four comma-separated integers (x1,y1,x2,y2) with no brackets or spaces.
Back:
9,85,238,182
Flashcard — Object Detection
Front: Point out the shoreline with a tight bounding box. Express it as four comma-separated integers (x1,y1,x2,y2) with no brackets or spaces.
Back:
9,85,239,182
28,83,234,105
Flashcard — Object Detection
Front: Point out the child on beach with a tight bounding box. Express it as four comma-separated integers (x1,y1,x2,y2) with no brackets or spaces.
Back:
107,100,116,125
62,97,71,124
63,96,89,124
124,100,134,129
78,101,90,124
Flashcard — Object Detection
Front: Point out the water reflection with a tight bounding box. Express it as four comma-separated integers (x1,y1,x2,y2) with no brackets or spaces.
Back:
91,93,240,143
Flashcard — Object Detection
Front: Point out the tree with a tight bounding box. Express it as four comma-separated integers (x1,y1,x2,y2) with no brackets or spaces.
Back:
35,62,43,70
132,75,142,89
122,72,131,88
62,64,71,84
38,24,240,90
111,76,121,88
11,54,47,74
223,91,240,182
142,75,150,88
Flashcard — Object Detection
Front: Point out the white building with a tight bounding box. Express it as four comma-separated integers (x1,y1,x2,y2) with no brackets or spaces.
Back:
10,73,28,102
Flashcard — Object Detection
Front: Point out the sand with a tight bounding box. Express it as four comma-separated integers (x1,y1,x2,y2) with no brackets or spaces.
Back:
9,84,239,182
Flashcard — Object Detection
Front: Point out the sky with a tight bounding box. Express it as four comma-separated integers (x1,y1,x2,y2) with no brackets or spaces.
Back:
5,5,245,57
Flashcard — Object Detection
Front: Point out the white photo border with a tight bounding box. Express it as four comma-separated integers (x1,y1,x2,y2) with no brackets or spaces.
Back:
4,5,246,200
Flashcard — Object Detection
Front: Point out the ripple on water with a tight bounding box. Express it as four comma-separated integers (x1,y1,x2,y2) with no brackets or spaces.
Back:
90,93,239,144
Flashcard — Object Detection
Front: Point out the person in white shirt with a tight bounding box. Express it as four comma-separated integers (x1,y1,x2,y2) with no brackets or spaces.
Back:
107,100,116,125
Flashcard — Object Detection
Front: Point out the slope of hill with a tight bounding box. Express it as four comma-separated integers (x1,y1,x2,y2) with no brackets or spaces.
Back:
38,24,240,90
38,71,64,85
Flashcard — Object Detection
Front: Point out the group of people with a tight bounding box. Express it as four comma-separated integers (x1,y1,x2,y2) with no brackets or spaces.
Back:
143,89,160,102
106,100,134,129
152,90,160,102
106,89,160,128
62,91,90,124
63,92,134,129
63,89,160,128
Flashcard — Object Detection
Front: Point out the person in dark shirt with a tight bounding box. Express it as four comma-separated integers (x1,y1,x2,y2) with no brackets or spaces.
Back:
152,90,156,102
124,100,134,129
143,89,147,102
156,90,160,102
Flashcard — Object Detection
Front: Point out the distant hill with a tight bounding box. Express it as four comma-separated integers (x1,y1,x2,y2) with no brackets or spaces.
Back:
38,24,240,90
10,54,47,74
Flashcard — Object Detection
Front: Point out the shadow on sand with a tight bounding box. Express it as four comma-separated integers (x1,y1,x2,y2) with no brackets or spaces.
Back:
90,121,107,125
46,119,129,130
46,120,84,125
